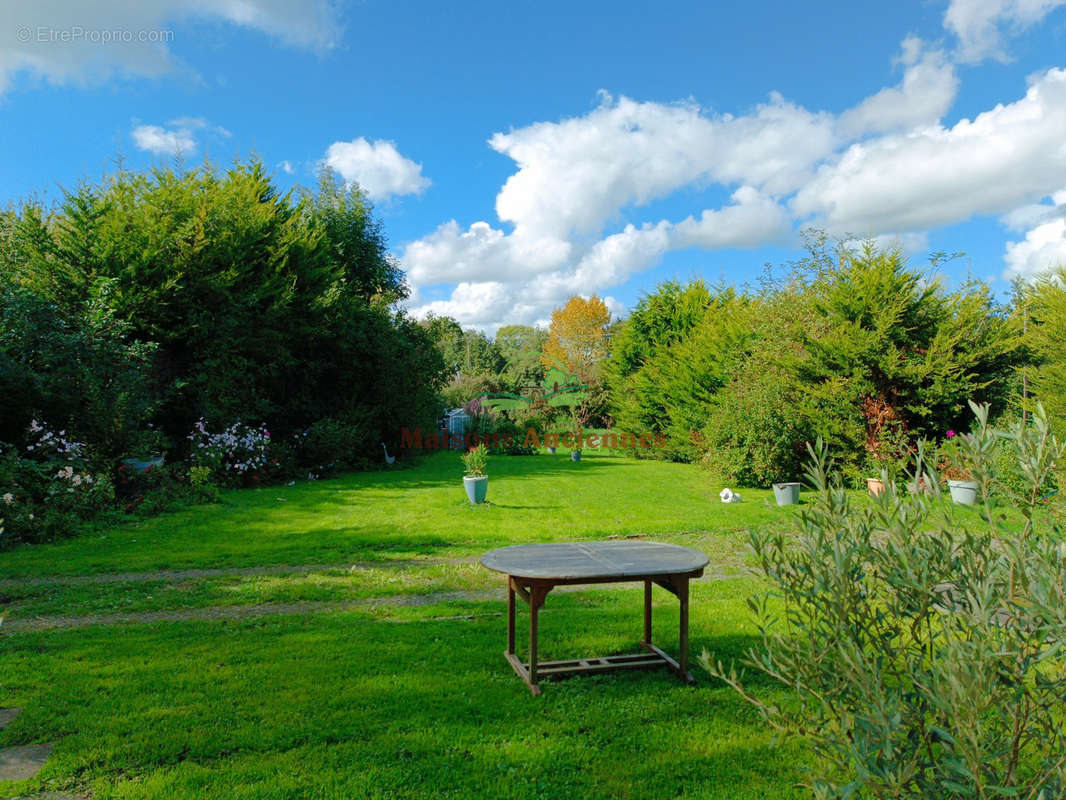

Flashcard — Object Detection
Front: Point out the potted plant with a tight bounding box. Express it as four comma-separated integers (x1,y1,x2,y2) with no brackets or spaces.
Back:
461,443,489,505
863,423,911,497
939,431,979,505
772,481,801,506
121,428,167,474
567,419,584,462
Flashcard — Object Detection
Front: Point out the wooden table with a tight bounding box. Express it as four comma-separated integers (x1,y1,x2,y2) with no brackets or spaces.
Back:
480,540,708,695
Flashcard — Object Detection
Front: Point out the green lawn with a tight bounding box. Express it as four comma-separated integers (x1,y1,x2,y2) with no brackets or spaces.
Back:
0,449,813,798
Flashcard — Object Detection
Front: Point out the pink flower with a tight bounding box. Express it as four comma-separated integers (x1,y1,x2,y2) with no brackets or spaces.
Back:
946,430,956,438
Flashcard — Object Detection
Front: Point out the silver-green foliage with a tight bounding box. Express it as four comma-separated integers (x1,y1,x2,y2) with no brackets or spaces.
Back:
707,402,1066,799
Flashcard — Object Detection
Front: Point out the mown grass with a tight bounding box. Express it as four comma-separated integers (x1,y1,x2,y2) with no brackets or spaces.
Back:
0,448,787,579
7,447,995,798
1,586,808,799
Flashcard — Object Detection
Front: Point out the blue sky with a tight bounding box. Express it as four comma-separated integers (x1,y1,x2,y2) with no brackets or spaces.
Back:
2,0,1066,331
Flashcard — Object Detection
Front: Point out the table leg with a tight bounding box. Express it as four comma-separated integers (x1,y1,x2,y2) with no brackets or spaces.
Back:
507,583,515,655
678,576,690,677
643,579,652,645
529,591,539,685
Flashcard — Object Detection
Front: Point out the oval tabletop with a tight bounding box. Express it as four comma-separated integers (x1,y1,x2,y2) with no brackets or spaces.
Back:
480,540,708,581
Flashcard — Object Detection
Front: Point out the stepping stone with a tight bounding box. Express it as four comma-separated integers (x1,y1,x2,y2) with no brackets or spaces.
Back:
0,742,53,781
0,708,20,729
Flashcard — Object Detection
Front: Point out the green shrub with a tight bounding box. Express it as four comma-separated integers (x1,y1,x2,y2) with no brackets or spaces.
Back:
295,417,372,475
700,362,810,487
707,403,1066,799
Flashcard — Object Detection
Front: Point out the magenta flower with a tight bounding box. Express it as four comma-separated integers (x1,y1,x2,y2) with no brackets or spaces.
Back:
946,430,956,438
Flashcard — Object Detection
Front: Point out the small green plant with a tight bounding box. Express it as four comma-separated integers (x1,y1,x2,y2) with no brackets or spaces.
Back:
461,444,488,477
706,401,1066,799
188,465,221,503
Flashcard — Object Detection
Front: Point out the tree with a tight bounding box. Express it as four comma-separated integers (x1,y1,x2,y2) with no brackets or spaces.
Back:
308,170,407,303
495,324,548,392
542,295,611,380
542,295,612,429
419,315,503,380
1022,267,1066,440
0,159,446,461
795,243,1022,478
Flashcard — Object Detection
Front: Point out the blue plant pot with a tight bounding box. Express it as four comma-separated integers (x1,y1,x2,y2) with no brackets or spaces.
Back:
122,457,164,474
464,475,488,504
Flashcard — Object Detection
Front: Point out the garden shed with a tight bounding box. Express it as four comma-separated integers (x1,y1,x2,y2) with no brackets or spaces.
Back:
444,408,470,440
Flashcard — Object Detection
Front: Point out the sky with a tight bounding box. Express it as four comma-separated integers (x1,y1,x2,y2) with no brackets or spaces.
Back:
1,0,1065,332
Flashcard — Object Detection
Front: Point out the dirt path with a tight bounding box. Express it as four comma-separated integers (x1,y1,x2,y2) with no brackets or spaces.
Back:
0,572,741,634
0,557,480,589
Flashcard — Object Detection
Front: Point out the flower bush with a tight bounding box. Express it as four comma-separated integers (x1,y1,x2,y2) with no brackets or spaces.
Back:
0,420,113,546
187,419,276,486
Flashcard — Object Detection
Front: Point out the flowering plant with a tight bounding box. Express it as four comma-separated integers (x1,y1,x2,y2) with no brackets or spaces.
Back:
187,419,273,486
1,420,113,546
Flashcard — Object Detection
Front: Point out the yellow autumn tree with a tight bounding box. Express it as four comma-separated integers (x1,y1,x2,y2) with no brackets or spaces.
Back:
541,295,611,380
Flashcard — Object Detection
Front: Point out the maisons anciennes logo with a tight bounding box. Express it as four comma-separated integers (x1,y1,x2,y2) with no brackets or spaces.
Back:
399,354,666,451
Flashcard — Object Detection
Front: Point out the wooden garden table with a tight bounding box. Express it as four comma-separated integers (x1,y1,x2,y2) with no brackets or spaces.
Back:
480,540,708,695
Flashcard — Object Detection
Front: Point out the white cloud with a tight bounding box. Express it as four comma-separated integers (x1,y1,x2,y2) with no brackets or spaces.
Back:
131,123,196,155
944,0,1066,63
836,38,958,138
671,187,791,250
1001,189,1066,231
0,0,339,95
792,68,1066,234
1005,218,1066,280
1002,191,1066,280
324,138,430,201
278,160,294,175
404,40,1066,329
409,281,512,330
403,221,570,286
489,92,834,241
405,188,789,330
130,116,228,155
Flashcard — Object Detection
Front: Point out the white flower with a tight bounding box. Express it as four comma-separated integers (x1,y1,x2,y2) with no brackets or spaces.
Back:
72,475,83,487
2,493,13,504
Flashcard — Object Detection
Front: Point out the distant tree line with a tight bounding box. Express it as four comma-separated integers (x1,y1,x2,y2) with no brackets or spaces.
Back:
606,234,1066,487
